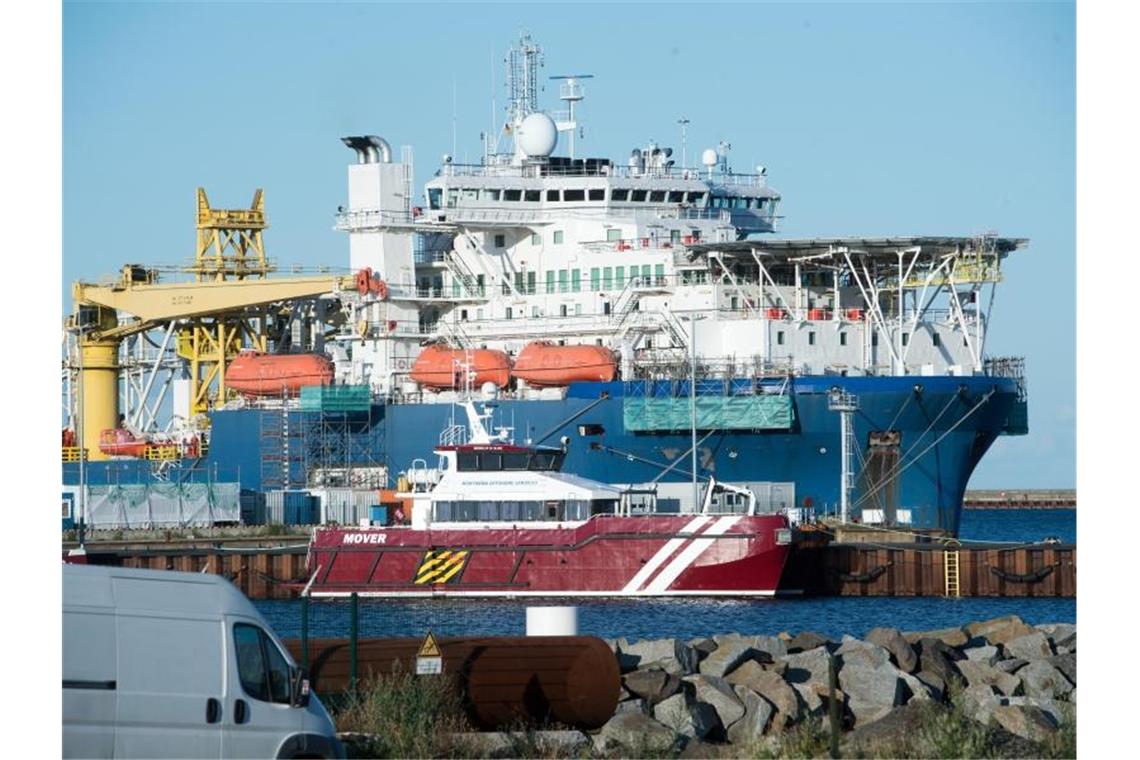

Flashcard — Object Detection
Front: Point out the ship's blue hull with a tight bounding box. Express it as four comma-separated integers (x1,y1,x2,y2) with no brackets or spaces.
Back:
64,375,1022,536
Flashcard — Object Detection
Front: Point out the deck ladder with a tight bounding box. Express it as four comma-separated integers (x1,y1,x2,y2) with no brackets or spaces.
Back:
943,540,961,597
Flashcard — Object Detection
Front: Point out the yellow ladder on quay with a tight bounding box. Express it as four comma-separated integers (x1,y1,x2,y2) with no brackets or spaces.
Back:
944,540,962,597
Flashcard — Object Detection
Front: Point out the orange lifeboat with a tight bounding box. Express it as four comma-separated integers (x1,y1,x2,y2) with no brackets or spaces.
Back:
99,428,150,458
512,342,617,387
410,345,511,389
224,351,334,397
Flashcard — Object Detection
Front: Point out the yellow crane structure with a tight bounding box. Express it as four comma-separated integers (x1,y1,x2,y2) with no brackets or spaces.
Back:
68,188,354,461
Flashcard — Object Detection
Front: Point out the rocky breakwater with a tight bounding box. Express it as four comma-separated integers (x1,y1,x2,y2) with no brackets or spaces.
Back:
595,616,1075,756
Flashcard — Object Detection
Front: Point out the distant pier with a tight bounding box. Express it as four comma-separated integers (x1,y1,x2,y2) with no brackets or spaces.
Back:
963,489,1075,509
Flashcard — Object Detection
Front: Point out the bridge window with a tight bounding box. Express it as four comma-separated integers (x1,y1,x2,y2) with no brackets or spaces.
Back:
504,189,522,201
631,189,647,202
428,188,442,210
494,234,505,248
591,267,600,290
902,332,909,346
564,189,586,202
461,189,478,202
554,230,565,244
531,232,541,245
933,333,941,347
447,189,458,208
840,332,848,346
686,192,705,204
483,189,501,202
525,190,541,202
668,191,685,203
671,229,681,244
650,190,666,202
547,189,560,201
571,269,581,292
809,332,816,346
607,228,622,242
603,267,613,289
588,188,605,201
611,189,630,202
615,266,625,288
777,331,785,346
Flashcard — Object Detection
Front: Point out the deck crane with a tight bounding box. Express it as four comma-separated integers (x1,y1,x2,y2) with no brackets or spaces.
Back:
66,188,356,461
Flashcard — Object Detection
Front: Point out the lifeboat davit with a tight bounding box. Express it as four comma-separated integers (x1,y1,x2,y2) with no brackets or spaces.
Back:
410,345,511,389
224,351,334,397
99,428,150,458
512,342,617,387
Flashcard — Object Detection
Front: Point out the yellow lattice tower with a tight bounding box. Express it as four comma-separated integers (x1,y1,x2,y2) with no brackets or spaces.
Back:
178,188,276,415
189,188,274,282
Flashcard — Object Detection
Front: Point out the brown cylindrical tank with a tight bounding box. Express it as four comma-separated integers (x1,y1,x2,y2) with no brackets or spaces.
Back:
224,351,334,397
284,636,619,730
512,341,617,387
409,345,511,389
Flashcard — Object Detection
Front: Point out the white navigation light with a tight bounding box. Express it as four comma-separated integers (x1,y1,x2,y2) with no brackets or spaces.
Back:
517,112,558,158
701,148,718,167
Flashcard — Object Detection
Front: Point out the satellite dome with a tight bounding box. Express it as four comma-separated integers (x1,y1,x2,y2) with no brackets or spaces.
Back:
517,112,558,158
701,148,718,167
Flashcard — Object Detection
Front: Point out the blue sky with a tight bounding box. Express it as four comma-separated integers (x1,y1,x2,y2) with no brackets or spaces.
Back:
62,1,1075,488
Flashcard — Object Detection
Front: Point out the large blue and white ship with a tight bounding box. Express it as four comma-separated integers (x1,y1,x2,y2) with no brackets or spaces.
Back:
63,34,1027,537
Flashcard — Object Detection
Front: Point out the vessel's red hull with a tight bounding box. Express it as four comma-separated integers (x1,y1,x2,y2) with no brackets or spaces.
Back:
307,514,791,598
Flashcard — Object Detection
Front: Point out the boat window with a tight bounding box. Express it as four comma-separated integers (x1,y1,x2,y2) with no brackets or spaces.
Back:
461,188,478,202
434,502,452,521
500,501,519,521
525,190,541,202
502,452,529,470
564,188,586,202
546,189,560,202
840,332,848,347
504,189,522,201
455,502,478,521
523,502,544,521
933,333,941,347
631,189,647,202
480,452,503,471
756,198,766,211
668,191,685,203
710,195,723,208
671,229,681,244
457,452,478,470
478,502,498,521
428,188,442,210
606,228,622,242
447,189,458,208
590,499,618,515
611,188,630,202
588,188,606,201
650,190,666,203
554,230,565,244
528,452,560,471
483,188,501,202
687,192,706,205
563,500,588,521
734,197,749,209
531,232,541,245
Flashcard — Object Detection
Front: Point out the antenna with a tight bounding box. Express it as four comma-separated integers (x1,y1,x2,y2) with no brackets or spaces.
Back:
677,117,690,169
550,74,593,160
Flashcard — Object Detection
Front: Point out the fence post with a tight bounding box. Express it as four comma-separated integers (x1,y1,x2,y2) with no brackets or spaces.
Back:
828,653,840,758
300,594,309,672
349,592,359,697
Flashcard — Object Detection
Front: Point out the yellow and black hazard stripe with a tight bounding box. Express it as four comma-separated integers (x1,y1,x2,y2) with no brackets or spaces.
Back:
414,549,470,585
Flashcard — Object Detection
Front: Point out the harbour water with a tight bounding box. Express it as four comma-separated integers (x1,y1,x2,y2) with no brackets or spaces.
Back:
254,509,1075,641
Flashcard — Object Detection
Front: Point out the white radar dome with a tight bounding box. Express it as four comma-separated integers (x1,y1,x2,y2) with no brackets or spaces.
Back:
517,112,558,157
701,148,718,167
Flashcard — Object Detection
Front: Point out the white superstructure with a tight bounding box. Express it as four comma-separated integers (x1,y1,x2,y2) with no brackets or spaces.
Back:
332,33,1025,399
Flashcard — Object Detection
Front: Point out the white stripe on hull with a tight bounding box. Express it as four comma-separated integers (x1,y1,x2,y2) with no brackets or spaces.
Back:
621,515,711,593
643,515,742,593
309,588,783,599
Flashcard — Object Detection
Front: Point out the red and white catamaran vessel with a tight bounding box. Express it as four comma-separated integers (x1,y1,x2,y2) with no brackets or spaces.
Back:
306,402,794,597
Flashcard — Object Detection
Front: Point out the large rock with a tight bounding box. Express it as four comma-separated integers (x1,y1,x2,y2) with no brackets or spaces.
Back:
899,670,935,703
914,670,946,702
954,683,1002,725
653,692,720,741
683,674,745,729
595,713,677,754
1004,696,1073,728
623,638,699,675
1036,623,1076,649
787,631,832,653
699,637,758,677
1057,631,1077,653
781,646,833,686
623,668,682,705
906,626,969,648
452,730,590,758
725,663,800,727
614,698,651,716
865,627,918,673
965,615,1035,646
1018,660,1074,701
836,637,891,669
990,703,1058,743
847,702,953,754
1003,631,1053,661
995,658,1029,675
955,660,1021,697
1048,652,1077,686
915,638,964,685
790,681,845,721
726,685,776,745
687,637,718,658
962,645,1001,666
839,660,905,727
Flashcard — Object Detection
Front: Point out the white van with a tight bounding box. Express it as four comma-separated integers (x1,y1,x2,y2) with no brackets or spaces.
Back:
63,564,344,759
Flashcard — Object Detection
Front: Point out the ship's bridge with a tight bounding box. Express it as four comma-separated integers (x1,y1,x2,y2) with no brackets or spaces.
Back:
421,160,780,233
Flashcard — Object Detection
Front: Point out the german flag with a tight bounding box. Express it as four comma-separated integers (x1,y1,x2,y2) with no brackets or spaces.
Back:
414,549,470,585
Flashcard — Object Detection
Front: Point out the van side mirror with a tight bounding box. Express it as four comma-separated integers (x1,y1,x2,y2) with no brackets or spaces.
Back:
290,667,311,708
